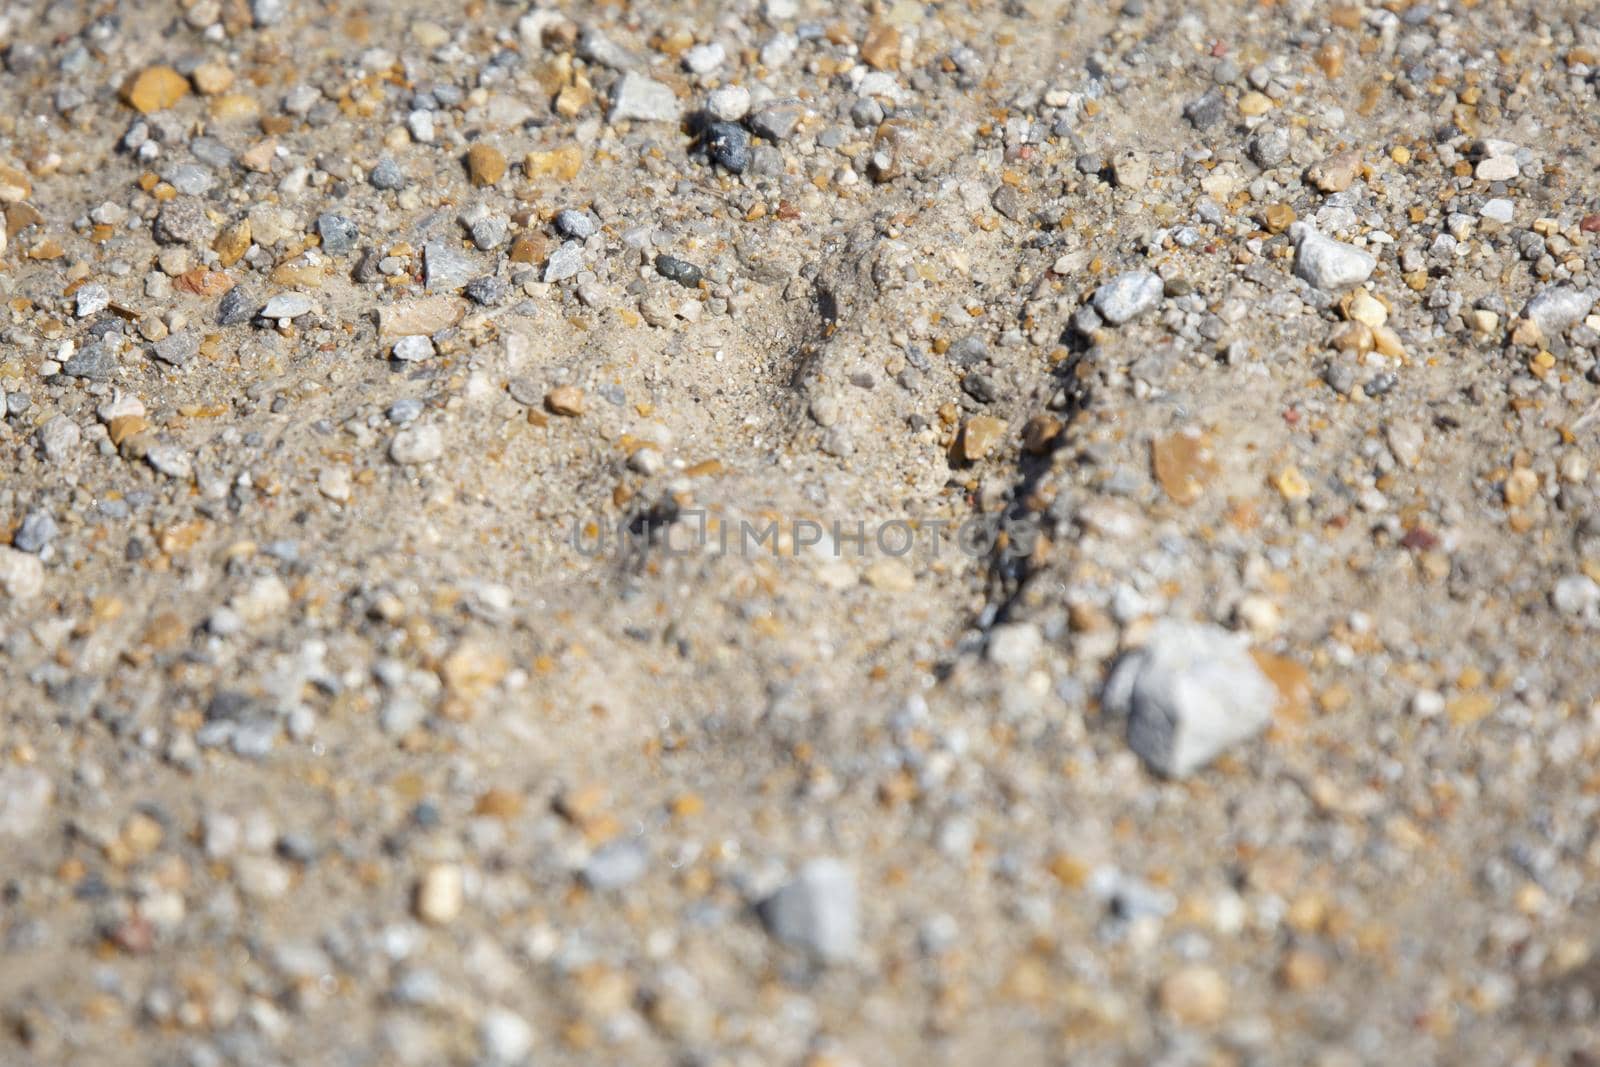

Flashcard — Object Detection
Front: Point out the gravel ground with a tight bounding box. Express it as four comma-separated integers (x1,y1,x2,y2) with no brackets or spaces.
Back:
2,0,1600,1063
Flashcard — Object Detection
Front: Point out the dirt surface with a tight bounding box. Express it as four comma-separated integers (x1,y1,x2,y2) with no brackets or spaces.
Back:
2,0,1600,1063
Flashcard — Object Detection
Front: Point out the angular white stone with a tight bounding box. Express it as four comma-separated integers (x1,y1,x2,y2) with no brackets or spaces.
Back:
1102,620,1276,778
1291,224,1375,290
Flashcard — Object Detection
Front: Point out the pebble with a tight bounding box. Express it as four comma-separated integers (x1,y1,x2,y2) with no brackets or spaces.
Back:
75,284,111,318
1159,965,1231,1026
654,254,702,288
369,157,406,190
705,85,751,122
749,103,804,142
316,213,359,256
1475,156,1519,182
543,242,583,283
260,293,314,320
1307,150,1362,193
1091,271,1164,325
424,239,477,292
479,1009,534,1064
611,73,681,123
1290,225,1376,290
1480,198,1514,225
1552,575,1600,617
153,331,199,366
704,121,751,173
217,287,255,325
466,143,507,187
0,545,45,599
1522,286,1594,339
124,66,189,114
63,341,118,380
13,510,58,553
37,415,80,464
391,335,435,362
554,210,597,240
759,858,859,964
545,386,585,416
1101,620,1276,778
389,423,443,465
0,767,53,835
582,840,648,890
415,864,463,924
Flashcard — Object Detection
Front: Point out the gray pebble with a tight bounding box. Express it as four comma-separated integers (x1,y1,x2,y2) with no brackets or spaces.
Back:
611,73,681,123
316,213,359,256
582,840,648,891
424,239,477,292
759,858,859,964
12,510,57,554
1291,225,1376,290
555,210,597,240
543,241,584,283
391,335,434,362
370,157,406,191
260,293,314,320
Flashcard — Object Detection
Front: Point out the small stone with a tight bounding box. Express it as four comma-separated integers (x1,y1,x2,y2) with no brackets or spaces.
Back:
75,284,111,318
124,66,190,114
0,545,44,599
1475,156,1519,182
705,85,751,122
704,121,750,173
464,276,506,306
1307,150,1362,193
389,423,443,465
960,415,1006,460
154,199,216,246
654,254,702,288
1479,198,1514,225
683,42,725,75
213,219,252,267
1262,202,1295,233
1345,291,1387,329
63,342,118,380
152,331,199,366
545,386,585,416
316,213,359,256
191,60,234,95
1248,126,1291,169
1159,965,1230,1026
986,622,1042,673
1110,150,1150,189
1523,286,1594,339
1384,419,1424,469
148,442,195,479
1552,575,1600,617
0,163,32,203
1291,225,1376,290
554,210,597,240
611,73,681,123
582,840,647,890
1091,271,1164,325
217,287,255,325
479,1009,534,1065
1101,620,1276,778
859,24,900,70
370,157,406,190
415,864,464,924
391,335,434,362
466,143,507,187
11,511,55,554
424,239,477,292
0,767,52,836
37,416,81,464
759,858,859,964
260,293,313,320
1184,89,1224,130
749,103,804,142
378,295,464,339
524,145,583,181
543,241,583,283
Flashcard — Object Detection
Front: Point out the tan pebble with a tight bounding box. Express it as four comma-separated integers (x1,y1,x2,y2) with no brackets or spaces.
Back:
1278,948,1329,991
509,233,550,264
960,415,1006,461
1345,291,1387,329
466,143,507,187
0,162,31,204
1262,202,1295,233
1468,308,1499,334
1238,90,1273,117
239,140,276,172
1274,466,1311,501
525,145,582,181
415,864,464,924
864,558,915,592
859,25,901,70
124,66,190,114
1504,467,1539,508
546,386,586,416
1307,150,1362,193
1372,324,1405,358
378,295,465,339
440,640,509,702
1158,965,1230,1026
191,61,235,95
213,220,251,267
209,94,260,122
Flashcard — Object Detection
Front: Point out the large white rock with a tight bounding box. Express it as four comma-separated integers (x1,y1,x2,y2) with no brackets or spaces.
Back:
1102,621,1276,778
1290,223,1375,290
